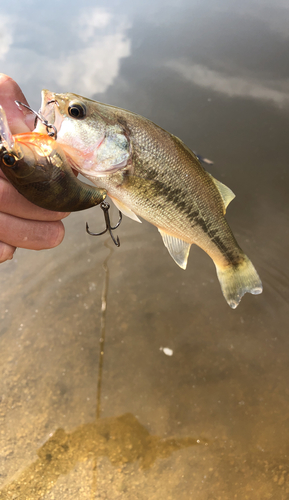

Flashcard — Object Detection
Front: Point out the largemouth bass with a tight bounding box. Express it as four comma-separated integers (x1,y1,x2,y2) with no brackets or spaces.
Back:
36,91,263,308
0,106,106,212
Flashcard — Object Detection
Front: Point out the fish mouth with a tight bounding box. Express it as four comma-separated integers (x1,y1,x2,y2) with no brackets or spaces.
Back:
39,90,56,123
35,90,63,135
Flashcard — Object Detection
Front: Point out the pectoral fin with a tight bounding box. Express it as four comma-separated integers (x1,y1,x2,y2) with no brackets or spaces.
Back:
110,197,142,223
209,174,235,213
158,229,191,269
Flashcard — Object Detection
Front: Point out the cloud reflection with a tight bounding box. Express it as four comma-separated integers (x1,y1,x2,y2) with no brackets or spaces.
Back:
1,7,130,98
55,8,131,94
0,15,13,60
79,8,112,37
56,32,130,95
167,59,289,107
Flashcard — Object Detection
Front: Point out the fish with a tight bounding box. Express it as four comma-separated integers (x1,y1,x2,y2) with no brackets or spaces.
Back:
35,91,263,308
0,105,107,212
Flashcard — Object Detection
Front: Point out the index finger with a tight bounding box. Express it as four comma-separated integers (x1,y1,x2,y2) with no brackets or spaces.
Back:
0,74,35,133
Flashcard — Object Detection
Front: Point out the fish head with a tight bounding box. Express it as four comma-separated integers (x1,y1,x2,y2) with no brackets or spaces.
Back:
35,91,130,176
36,90,106,144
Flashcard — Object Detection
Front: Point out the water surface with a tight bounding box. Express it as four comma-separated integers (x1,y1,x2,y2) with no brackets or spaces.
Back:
1,1,289,498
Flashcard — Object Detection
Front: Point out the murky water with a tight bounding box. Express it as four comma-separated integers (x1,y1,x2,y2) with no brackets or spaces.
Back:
1,1,289,498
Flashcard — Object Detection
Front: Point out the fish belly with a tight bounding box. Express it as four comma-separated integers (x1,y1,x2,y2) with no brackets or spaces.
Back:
95,169,241,267
93,171,262,309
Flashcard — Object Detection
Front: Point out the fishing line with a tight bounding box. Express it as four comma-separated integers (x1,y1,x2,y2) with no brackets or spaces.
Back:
15,101,58,139
91,240,113,497
95,241,113,419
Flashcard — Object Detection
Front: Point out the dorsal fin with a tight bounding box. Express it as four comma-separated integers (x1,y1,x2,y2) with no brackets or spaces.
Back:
110,197,142,223
208,174,235,213
158,229,191,269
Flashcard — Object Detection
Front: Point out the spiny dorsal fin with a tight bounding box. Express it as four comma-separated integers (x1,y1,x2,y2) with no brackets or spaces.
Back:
158,229,191,269
110,197,142,223
208,174,235,213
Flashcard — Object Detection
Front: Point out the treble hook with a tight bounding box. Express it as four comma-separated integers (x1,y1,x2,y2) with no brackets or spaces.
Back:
86,201,122,247
15,101,58,139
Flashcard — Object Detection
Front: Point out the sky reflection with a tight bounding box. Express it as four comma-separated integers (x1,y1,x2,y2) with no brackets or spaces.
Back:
1,0,289,110
1,1,289,499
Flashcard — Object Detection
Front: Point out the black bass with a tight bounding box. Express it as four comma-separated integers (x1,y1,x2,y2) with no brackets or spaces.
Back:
35,91,262,308
0,106,106,212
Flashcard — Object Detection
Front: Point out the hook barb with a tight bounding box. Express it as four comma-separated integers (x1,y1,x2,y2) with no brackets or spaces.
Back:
86,202,122,247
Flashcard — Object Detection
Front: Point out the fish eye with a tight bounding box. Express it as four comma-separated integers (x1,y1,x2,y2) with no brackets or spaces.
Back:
68,103,86,119
2,153,17,167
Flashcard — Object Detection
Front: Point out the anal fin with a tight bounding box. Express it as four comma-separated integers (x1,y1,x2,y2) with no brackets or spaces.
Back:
158,229,191,269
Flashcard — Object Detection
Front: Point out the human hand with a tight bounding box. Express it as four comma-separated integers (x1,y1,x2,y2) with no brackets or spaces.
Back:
0,74,69,263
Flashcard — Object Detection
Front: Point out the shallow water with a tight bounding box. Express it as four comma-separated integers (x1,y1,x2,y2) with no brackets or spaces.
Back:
1,1,289,499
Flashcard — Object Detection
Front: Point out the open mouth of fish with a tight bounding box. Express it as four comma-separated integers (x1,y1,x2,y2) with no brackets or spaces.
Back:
36,90,63,135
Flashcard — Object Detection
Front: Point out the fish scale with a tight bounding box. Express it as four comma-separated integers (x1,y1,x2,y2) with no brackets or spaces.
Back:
108,126,234,257
35,90,263,308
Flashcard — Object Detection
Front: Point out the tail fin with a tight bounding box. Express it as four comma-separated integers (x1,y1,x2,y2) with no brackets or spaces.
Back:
215,255,263,309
